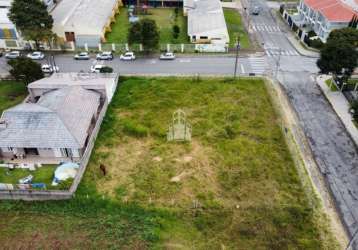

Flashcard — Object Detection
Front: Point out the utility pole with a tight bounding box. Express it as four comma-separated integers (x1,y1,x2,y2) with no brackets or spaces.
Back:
234,36,241,78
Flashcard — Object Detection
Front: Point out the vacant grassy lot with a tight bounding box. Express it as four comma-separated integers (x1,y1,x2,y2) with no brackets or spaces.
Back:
0,77,337,249
0,165,55,187
224,9,250,49
0,80,26,113
106,8,188,44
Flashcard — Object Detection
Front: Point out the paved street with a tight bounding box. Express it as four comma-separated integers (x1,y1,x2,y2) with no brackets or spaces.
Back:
248,0,358,245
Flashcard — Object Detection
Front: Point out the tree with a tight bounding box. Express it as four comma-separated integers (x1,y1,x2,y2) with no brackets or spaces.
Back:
141,19,159,51
172,25,180,39
327,27,358,47
8,57,44,85
128,22,142,45
8,0,54,49
317,28,358,83
127,19,159,52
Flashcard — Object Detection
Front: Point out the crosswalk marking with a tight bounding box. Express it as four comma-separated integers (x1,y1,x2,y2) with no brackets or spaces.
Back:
266,49,299,57
248,57,268,74
252,24,281,33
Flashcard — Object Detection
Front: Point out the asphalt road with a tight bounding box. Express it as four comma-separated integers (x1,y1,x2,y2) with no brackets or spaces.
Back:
248,0,358,246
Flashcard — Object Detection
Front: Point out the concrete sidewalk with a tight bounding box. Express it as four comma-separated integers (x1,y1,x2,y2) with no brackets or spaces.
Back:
316,75,358,146
272,10,319,57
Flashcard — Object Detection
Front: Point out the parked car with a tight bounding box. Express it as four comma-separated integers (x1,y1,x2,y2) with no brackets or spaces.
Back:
74,52,90,60
5,51,21,59
96,51,113,60
120,51,135,61
41,64,59,74
159,52,176,60
27,51,45,60
90,64,105,73
251,6,260,15
18,175,34,184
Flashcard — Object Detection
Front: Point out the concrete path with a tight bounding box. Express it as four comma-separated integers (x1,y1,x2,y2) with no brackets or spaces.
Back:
317,75,358,146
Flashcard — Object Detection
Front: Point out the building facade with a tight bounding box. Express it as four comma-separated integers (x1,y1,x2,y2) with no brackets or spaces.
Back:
296,0,358,42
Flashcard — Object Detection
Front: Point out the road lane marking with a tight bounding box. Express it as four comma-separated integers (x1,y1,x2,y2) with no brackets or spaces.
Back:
179,59,191,63
240,64,245,74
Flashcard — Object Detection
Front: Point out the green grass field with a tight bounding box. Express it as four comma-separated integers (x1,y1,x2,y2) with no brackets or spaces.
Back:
0,81,26,113
106,8,188,44
223,9,250,49
0,77,337,249
0,165,55,187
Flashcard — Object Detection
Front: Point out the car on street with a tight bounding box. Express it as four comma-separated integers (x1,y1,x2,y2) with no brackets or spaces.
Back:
41,64,59,74
96,51,113,60
5,51,21,59
90,64,105,73
251,6,260,15
74,52,90,60
27,51,45,60
120,51,135,61
159,52,176,60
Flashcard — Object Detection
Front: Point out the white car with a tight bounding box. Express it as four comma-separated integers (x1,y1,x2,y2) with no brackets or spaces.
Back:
41,64,59,74
96,51,113,60
5,51,20,59
74,52,90,60
90,64,105,73
27,51,45,60
159,52,176,60
120,52,136,61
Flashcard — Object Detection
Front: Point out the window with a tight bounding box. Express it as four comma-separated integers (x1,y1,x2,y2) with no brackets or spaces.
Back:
200,36,208,39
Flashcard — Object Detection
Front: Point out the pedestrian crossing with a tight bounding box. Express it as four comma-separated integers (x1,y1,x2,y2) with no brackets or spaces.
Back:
248,57,268,75
265,49,299,57
252,24,281,33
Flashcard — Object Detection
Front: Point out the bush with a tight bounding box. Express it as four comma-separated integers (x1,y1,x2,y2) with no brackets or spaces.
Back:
172,25,180,39
351,100,358,122
309,38,324,49
279,4,284,14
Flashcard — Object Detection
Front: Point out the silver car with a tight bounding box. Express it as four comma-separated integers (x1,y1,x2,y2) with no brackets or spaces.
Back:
74,52,90,60
5,51,20,59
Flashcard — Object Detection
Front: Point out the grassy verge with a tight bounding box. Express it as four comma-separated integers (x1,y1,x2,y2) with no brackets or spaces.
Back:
325,78,339,91
106,8,188,44
223,9,250,49
0,77,337,249
0,81,26,113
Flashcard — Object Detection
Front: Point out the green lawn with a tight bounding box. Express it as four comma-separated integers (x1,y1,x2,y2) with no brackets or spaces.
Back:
0,81,26,113
0,165,55,188
106,8,188,44
325,78,339,91
223,9,250,49
0,77,337,249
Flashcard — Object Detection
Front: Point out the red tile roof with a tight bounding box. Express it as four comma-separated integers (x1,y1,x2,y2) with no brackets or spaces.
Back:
303,0,357,22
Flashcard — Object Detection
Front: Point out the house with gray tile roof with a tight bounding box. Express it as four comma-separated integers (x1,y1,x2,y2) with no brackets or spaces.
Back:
0,86,100,162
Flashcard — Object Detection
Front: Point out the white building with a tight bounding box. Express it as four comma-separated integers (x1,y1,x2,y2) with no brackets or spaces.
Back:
296,0,358,42
51,0,121,47
185,0,229,44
